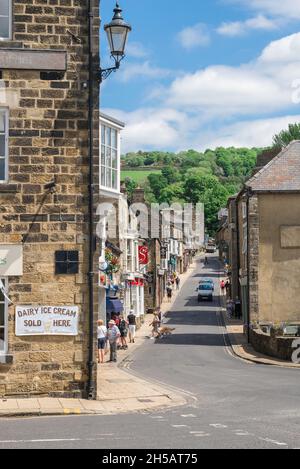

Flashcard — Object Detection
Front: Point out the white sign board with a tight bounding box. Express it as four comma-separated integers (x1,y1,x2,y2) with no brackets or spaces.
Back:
0,245,23,276
15,305,79,336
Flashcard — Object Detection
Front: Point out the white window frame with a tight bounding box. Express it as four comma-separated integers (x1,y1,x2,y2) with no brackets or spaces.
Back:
0,278,8,355
100,120,121,195
0,108,9,183
0,0,12,41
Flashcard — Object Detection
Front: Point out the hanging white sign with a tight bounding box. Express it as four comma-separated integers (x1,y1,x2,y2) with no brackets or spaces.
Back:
15,305,79,336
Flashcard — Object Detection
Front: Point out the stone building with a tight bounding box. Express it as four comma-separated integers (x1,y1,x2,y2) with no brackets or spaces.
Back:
0,0,100,398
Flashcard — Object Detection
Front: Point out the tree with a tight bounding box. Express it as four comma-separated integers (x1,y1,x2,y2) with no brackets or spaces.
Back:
159,183,185,204
273,123,300,149
161,166,181,184
148,173,168,201
124,178,138,203
183,174,229,233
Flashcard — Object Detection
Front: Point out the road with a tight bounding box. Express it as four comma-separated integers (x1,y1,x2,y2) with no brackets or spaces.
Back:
0,256,300,449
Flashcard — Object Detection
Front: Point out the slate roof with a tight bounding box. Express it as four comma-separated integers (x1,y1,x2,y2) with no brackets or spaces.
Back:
246,140,300,192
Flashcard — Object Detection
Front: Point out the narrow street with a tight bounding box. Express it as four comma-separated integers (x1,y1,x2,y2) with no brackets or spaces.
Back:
1,256,300,449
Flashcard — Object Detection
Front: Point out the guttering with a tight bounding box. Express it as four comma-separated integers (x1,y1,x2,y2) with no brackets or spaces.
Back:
87,0,95,400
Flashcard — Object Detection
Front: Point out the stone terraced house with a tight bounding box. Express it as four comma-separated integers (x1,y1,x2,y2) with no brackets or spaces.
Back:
0,0,101,398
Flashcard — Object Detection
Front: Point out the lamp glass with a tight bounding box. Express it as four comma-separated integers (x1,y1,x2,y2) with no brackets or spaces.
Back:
106,25,129,58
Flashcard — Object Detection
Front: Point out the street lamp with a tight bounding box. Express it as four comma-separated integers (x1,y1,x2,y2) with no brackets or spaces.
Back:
100,2,132,82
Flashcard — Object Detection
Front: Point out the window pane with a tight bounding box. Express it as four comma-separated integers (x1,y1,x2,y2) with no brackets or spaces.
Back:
101,125,105,144
0,158,5,181
106,168,111,188
101,145,105,166
0,112,5,132
111,129,117,148
0,328,4,352
112,170,117,190
105,127,111,147
0,303,4,326
106,147,111,168
67,262,79,275
55,251,67,262
0,16,9,39
111,149,117,169
0,135,5,157
101,166,106,186
0,0,10,17
67,251,78,262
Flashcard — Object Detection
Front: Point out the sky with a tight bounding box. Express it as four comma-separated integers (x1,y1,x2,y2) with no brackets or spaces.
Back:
100,0,300,153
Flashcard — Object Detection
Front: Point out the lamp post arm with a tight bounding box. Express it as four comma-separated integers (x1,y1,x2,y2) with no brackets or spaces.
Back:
99,65,119,82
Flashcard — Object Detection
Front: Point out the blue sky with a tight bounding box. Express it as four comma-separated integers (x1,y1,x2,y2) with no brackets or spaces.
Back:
101,0,300,152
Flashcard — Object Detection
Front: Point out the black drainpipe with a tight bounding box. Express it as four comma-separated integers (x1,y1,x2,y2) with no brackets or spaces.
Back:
87,0,95,400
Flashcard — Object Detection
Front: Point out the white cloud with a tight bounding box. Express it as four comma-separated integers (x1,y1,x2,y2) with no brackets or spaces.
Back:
258,32,300,64
116,61,172,83
104,33,300,152
217,15,278,37
197,115,300,150
228,0,300,19
177,23,210,49
102,107,188,152
126,42,149,59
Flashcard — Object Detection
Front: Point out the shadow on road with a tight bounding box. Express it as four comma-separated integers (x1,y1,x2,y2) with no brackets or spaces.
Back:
154,333,224,346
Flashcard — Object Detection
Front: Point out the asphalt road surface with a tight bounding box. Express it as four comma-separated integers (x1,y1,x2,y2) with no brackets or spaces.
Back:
1,255,300,450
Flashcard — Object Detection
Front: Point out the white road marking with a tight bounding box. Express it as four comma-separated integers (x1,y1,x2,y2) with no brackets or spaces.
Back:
181,414,197,418
0,438,81,443
210,424,228,429
259,437,288,447
0,436,133,444
172,425,188,428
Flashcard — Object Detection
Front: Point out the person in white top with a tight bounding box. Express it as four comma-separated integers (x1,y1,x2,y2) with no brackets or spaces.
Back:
97,319,107,364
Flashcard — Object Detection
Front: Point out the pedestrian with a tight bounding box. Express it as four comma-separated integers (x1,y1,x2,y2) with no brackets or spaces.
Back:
226,300,234,319
220,279,226,294
204,256,208,265
234,298,242,319
166,282,173,302
175,276,180,290
119,315,128,350
156,307,162,326
150,313,160,339
97,319,108,364
107,319,120,363
127,309,137,343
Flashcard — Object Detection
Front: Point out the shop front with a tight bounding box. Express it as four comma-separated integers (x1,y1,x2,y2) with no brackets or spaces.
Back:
124,277,145,327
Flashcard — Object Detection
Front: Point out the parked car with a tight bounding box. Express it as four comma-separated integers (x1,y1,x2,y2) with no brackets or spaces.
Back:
197,282,213,302
199,279,214,291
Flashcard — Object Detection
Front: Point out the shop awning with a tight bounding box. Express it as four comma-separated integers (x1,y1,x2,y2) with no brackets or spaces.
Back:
106,298,124,314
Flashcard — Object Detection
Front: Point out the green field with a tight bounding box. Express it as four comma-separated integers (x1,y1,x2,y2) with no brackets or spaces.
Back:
121,169,162,183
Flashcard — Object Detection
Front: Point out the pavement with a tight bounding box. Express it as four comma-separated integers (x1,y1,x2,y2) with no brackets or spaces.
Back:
0,260,196,418
219,286,300,369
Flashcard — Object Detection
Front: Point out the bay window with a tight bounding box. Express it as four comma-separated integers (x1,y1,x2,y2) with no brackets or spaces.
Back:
0,109,8,182
0,0,11,40
101,123,119,192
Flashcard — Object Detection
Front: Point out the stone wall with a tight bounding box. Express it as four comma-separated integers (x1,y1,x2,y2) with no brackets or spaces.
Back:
0,0,100,398
250,329,295,362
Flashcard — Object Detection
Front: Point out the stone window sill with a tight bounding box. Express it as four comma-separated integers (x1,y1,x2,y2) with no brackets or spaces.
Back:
0,354,13,365
0,184,19,193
